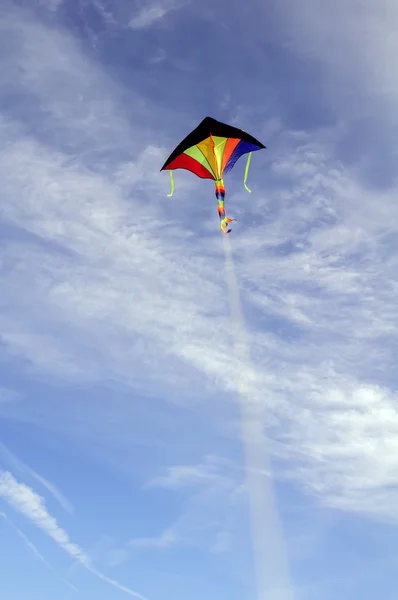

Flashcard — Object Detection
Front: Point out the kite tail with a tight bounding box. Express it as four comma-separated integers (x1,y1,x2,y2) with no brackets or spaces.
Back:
216,179,236,234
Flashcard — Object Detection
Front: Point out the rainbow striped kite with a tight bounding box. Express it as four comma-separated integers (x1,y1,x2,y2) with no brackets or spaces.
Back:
161,116,266,233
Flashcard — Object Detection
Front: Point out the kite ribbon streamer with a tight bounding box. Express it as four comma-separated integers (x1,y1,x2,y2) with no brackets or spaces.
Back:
216,179,236,234
244,152,252,193
167,170,174,197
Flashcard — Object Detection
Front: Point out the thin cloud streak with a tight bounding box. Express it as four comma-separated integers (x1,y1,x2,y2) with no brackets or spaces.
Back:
0,441,74,514
129,529,177,549
1,510,51,568
147,460,220,489
0,471,87,559
129,0,187,29
223,235,294,600
0,471,148,599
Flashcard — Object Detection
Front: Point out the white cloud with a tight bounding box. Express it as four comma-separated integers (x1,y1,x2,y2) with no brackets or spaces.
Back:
0,471,86,559
0,4,145,155
30,470,74,516
0,441,74,515
280,380,398,520
129,529,177,549
0,471,148,599
1,105,398,529
146,457,221,489
273,0,398,116
129,0,186,29
1,0,398,538
40,0,63,11
129,5,168,29
89,0,118,26
126,456,243,557
1,510,51,568
224,133,398,520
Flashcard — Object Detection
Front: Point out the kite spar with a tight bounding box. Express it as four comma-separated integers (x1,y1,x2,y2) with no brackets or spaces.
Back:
161,116,266,233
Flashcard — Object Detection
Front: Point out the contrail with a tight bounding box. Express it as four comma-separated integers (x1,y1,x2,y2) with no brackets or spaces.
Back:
1,511,51,569
223,235,294,600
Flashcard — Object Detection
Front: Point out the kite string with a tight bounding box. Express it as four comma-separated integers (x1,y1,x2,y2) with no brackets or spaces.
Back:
222,235,294,600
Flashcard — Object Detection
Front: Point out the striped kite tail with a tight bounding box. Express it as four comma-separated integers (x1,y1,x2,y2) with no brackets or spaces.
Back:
215,179,236,234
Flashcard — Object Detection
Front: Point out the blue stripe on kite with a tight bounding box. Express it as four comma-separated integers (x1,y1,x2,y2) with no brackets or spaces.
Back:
223,141,261,175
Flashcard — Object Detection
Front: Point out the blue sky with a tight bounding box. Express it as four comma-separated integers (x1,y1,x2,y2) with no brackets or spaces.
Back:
1,0,398,599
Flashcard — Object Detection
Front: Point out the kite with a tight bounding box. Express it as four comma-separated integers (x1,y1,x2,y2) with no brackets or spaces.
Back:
161,116,266,233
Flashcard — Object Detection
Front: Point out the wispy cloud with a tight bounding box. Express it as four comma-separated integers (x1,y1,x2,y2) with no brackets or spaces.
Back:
125,455,242,558
0,471,86,559
274,0,398,112
1,510,51,568
129,528,177,549
0,441,73,514
2,91,398,530
129,0,186,29
44,0,63,11
1,0,398,571
0,471,148,599
30,470,74,515
146,456,222,489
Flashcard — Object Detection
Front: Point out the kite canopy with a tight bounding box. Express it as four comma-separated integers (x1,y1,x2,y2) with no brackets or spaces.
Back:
160,116,266,181
161,116,266,234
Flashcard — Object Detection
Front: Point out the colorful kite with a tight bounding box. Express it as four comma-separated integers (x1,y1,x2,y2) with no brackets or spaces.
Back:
161,116,266,233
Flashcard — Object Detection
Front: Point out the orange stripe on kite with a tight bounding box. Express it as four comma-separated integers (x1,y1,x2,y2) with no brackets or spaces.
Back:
221,138,240,174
